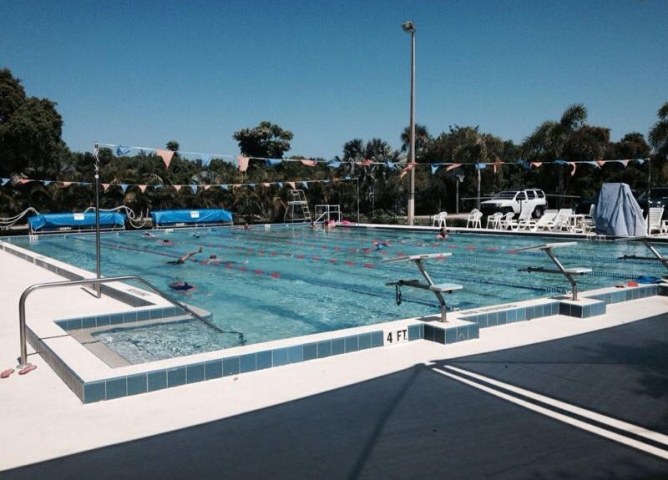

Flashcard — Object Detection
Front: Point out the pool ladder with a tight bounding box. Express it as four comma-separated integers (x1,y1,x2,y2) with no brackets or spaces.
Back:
17,275,245,368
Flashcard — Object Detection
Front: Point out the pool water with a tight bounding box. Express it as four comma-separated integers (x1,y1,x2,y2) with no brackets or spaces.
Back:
6,226,665,363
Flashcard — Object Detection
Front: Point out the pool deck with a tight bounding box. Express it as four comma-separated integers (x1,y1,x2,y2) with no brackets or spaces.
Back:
1,241,668,478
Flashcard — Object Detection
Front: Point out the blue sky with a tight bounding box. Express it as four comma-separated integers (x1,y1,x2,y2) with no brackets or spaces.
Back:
2,0,667,160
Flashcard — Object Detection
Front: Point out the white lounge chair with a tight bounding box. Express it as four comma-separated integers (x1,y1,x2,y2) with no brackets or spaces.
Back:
647,207,664,234
466,209,482,229
533,209,559,231
510,209,537,231
432,211,447,228
547,208,574,231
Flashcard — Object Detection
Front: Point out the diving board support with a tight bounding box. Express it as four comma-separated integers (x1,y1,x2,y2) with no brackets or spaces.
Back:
617,236,668,273
383,253,462,322
515,242,591,301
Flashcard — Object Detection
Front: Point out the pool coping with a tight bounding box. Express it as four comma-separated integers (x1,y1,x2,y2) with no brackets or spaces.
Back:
3,238,666,403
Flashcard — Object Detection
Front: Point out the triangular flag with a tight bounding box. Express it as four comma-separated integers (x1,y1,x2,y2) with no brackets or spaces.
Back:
115,145,132,157
399,163,416,179
138,185,147,193
237,156,250,172
300,159,317,167
596,159,606,167
530,162,542,169
156,149,174,168
582,161,601,169
288,182,295,189
265,158,283,167
120,184,129,193
190,185,198,194
430,164,440,175
569,162,577,177
174,185,182,192
446,163,462,172
200,155,211,167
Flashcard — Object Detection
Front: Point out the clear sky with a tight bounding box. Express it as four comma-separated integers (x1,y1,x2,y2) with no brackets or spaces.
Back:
2,0,667,160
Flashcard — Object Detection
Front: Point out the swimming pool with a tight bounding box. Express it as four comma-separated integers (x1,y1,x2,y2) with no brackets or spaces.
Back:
6,225,665,363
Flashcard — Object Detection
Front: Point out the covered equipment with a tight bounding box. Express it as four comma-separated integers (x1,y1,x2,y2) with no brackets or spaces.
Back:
150,209,232,228
28,212,126,233
594,183,646,237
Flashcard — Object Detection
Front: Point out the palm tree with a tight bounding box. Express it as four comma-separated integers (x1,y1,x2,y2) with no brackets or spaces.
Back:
521,104,588,206
649,102,668,158
400,123,431,158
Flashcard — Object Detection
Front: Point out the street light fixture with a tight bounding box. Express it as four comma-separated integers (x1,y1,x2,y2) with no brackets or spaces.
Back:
402,21,416,225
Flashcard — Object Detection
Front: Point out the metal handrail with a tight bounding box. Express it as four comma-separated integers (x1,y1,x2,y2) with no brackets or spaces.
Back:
18,275,245,367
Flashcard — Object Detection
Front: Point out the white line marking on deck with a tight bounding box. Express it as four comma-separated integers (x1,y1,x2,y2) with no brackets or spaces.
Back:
432,365,668,460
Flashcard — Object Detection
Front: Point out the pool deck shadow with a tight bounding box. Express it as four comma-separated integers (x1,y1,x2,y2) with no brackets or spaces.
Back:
3,312,668,479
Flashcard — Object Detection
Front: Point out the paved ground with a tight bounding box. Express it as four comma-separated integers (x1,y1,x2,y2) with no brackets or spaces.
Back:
1,246,668,479
3,313,668,479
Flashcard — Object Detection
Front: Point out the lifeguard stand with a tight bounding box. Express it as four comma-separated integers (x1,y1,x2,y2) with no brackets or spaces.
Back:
284,189,312,223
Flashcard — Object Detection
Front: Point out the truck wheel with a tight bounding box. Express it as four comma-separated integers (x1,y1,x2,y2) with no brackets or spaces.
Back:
533,207,544,219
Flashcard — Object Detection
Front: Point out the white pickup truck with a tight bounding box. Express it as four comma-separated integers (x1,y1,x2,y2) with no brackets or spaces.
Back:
480,189,548,218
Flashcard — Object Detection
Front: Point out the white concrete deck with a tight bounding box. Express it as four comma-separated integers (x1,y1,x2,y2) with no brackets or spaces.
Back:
1,246,667,471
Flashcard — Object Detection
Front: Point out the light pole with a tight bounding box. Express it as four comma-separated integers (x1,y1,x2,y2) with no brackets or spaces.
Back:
402,20,416,226
93,143,101,298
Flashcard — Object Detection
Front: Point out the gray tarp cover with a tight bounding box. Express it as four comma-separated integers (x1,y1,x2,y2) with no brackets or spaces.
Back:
594,183,646,236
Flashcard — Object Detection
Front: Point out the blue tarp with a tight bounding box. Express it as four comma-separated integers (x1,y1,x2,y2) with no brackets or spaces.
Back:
150,209,233,226
594,183,646,237
27,212,126,231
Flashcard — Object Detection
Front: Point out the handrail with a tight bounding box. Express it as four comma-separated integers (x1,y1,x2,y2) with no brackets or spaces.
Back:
18,275,245,367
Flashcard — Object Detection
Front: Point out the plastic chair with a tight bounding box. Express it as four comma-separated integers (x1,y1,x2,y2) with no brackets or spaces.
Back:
466,209,483,229
486,212,503,229
432,212,447,228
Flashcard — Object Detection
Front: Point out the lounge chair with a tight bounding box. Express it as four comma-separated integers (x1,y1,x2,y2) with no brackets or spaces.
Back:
533,209,559,231
509,209,537,231
466,209,483,229
647,207,664,234
547,208,574,232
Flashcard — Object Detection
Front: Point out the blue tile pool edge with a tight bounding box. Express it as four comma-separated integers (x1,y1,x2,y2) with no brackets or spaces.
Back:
28,282,665,403
8,239,666,403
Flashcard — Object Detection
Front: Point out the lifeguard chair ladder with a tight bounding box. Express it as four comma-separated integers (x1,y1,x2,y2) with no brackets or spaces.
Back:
284,189,312,223
383,252,463,322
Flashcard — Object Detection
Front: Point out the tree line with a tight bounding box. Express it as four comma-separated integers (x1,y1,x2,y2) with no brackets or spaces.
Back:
1,67,667,224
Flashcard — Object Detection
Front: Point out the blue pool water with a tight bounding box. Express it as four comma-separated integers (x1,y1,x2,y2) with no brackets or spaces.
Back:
5,226,666,363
